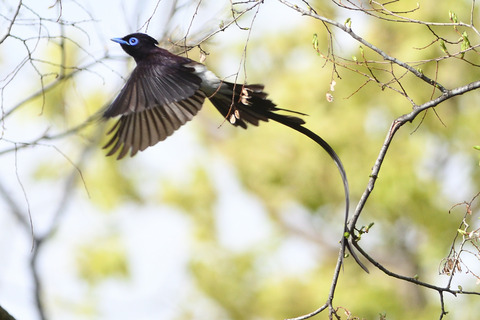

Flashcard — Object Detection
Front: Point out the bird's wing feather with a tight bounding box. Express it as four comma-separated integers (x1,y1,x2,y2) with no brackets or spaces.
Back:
103,63,202,117
102,60,207,159
104,90,206,159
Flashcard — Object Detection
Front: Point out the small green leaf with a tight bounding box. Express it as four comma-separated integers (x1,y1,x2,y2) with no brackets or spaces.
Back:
449,10,458,23
345,17,351,28
439,39,449,55
461,31,471,58
473,145,480,150
367,222,374,231
312,33,319,54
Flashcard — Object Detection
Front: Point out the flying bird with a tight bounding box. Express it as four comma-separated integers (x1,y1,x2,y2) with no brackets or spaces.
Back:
103,33,368,272
103,33,305,159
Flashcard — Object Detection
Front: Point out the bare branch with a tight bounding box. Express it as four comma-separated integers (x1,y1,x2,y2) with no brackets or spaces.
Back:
0,0,23,45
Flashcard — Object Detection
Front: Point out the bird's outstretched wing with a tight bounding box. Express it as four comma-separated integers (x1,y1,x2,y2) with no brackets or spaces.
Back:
103,63,205,159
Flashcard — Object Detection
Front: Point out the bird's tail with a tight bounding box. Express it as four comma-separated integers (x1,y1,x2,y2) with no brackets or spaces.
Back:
207,82,306,128
269,113,369,273
209,81,369,272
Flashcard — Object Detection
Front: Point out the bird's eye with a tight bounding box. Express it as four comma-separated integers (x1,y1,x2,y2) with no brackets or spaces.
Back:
128,37,139,46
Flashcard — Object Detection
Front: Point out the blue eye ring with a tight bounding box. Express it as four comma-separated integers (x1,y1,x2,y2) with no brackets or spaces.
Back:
128,37,139,46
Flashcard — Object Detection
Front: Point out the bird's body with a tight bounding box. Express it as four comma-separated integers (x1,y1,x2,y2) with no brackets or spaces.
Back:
104,33,368,272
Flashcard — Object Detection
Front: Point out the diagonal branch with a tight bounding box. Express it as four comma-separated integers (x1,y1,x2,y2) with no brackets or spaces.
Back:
349,79,480,232
276,0,447,93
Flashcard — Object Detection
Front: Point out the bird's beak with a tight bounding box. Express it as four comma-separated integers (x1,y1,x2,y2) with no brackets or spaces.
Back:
111,38,129,45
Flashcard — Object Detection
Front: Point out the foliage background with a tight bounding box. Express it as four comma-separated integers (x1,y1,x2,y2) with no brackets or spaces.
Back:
0,0,479,319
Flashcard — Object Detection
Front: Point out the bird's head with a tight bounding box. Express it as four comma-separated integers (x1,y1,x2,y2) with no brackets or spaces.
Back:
111,33,158,61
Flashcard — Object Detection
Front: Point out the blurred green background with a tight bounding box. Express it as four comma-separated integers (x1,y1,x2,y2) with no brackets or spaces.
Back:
0,0,479,319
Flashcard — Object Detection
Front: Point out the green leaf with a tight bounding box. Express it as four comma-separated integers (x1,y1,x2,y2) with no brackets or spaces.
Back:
461,31,471,55
367,222,375,232
439,39,448,55
312,33,319,54
345,17,351,28
449,10,458,23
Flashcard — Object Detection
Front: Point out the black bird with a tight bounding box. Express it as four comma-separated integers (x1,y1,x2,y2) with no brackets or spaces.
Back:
103,33,306,159
104,33,368,272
